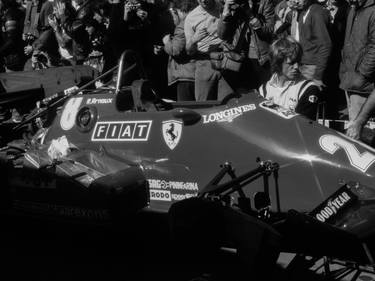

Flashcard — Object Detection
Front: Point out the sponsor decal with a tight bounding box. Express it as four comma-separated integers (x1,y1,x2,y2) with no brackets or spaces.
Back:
150,189,171,201
310,185,357,223
86,97,113,105
91,120,152,141
319,134,375,172
162,120,182,150
259,101,297,119
13,200,111,220
202,104,256,124
148,179,199,191
171,193,198,201
60,97,83,130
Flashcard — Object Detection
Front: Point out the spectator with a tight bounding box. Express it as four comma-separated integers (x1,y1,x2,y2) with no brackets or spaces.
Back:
0,0,26,71
54,0,92,65
185,0,232,101
48,0,75,65
25,0,60,70
217,0,275,91
107,0,155,66
274,0,293,37
323,0,348,118
259,37,320,120
161,0,197,101
291,0,332,88
339,0,375,124
346,88,375,145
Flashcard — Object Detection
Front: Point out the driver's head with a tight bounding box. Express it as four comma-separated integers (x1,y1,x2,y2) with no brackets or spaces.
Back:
270,37,302,80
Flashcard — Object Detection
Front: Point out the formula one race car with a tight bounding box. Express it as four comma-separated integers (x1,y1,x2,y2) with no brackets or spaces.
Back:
1,51,375,280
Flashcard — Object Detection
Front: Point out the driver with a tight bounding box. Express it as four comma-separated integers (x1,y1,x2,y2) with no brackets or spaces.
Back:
259,37,321,120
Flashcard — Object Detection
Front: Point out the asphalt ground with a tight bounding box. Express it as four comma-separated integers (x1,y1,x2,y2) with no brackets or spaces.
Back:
0,211,375,281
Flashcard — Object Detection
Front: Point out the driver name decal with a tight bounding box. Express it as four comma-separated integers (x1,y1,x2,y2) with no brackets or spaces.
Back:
91,121,152,141
202,104,256,124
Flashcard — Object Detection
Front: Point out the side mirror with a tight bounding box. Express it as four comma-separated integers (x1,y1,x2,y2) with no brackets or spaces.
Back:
172,108,202,126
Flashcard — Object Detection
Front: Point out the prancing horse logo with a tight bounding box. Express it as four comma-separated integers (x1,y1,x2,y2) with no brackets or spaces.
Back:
162,120,182,150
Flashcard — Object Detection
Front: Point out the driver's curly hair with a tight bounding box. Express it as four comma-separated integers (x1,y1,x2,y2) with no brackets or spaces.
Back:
270,36,302,74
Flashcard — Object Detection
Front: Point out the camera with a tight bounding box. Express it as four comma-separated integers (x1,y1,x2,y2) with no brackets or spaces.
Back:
125,0,141,11
48,13,58,22
24,33,37,45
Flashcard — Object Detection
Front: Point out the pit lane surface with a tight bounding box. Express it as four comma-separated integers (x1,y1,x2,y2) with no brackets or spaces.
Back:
0,212,374,281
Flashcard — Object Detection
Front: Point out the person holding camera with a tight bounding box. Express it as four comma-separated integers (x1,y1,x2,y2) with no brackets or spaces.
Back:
217,0,275,92
53,0,91,65
107,0,154,68
184,0,233,101
161,0,197,101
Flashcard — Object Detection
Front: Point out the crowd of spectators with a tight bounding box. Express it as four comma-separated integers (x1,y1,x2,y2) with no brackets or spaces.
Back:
0,0,374,139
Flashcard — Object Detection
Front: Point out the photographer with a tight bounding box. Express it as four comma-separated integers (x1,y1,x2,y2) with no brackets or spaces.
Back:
107,0,154,67
161,0,197,101
217,0,275,91
53,0,92,65
184,0,233,101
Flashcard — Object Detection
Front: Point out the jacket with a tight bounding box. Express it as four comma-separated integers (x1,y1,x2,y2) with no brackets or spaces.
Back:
217,0,274,65
164,20,195,86
0,6,26,70
60,0,92,62
297,3,332,81
339,0,375,94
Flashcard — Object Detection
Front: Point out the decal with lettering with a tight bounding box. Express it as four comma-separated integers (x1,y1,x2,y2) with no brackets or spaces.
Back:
86,97,113,105
148,179,199,191
171,193,197,201
150,189,172,201
13,200,111,220
162,120,182,150
310,185,357,223
91,121,152,141
319,134,375,172
259,101,297,119
202,104,256,124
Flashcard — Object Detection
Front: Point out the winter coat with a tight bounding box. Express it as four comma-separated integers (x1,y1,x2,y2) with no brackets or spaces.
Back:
0,6,26,70
339,0,375,94
217,0,274,65
164,20,195,86
297,3,332,81
60,0,92,62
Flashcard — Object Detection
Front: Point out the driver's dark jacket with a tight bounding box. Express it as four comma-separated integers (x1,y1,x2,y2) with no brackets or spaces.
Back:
0,7,25,70
59,1,92,62
339,0,375,94
217,0,274,65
